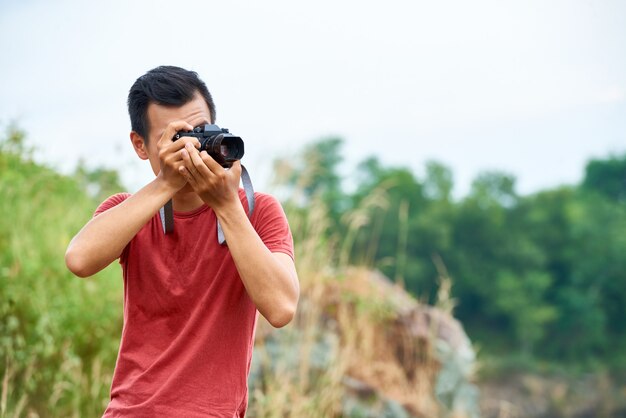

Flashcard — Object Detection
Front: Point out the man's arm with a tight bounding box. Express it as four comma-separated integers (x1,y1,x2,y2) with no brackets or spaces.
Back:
216,202,300,328
179,144,300,328
65,121,197,277
65,178,177,277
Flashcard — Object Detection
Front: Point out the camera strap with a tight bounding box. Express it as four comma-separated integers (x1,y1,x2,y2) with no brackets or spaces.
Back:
159,199,174,234
216,165,255,244
159,165,256,246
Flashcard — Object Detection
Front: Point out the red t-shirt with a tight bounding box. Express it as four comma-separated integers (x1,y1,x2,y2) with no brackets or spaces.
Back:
96,190,294,418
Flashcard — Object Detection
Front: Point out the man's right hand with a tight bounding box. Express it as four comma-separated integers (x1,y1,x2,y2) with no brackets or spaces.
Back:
156,120,201,191
64,120,201,278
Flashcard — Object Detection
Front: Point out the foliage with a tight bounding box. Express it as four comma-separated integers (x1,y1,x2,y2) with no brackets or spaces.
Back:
582,153,626,202
273,137,347,230
1,126,467,417
0,125,124,417
2,122,625,415
280,139,626,367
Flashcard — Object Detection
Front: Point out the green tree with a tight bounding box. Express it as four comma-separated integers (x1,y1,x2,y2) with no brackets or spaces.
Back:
582,153,626,202
281,138,344,212
448,172,559,355
423,160,454,203
350,157,438,295
276,137,626,366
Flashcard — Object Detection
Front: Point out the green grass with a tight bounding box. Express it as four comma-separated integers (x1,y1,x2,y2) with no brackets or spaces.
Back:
1,140,123,417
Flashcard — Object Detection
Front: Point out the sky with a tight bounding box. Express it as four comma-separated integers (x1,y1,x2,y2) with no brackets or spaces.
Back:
1,0,625,197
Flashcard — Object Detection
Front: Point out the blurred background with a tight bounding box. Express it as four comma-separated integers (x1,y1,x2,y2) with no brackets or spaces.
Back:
1,0,625,417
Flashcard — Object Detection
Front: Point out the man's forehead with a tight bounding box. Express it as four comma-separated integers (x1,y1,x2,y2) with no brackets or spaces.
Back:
146,94,211,137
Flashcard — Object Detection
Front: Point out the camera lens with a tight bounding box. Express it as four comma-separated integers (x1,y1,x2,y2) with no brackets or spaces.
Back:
220,137,243,160
201,134,244,167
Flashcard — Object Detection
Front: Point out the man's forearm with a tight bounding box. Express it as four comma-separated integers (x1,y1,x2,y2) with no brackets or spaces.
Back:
65,177,177,277
215,202,299,328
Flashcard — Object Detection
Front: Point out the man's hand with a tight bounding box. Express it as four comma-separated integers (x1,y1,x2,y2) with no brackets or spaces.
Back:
179,143,241,211
157,121,201,191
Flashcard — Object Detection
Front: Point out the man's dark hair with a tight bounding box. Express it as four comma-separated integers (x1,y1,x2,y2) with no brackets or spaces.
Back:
127,66,216,141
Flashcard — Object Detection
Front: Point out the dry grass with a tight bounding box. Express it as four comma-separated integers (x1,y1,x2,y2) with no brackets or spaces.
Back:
248,180,457,417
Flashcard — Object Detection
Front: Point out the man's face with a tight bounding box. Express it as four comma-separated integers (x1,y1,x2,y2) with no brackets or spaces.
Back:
141,92,213,177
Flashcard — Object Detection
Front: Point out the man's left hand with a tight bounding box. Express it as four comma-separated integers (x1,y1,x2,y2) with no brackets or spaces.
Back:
179,142,241,211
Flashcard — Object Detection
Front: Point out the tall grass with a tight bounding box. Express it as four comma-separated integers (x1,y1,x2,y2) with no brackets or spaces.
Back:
247,173,468,417
1,131,123,417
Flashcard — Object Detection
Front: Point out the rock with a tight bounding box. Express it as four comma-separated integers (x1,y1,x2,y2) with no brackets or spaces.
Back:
249,267,480,418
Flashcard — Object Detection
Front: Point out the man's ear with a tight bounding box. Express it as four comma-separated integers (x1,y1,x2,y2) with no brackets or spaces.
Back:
130,131,149,160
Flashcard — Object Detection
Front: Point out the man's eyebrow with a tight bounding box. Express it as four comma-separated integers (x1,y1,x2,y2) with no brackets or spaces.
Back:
195,119,211,128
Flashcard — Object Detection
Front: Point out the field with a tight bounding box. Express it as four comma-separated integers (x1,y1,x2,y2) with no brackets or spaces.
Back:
2,127,625,417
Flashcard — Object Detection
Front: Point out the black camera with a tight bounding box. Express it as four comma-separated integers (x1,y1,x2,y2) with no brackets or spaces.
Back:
173,124,244,168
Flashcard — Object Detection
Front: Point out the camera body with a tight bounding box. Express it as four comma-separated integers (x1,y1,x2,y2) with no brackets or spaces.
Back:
173,124,244,168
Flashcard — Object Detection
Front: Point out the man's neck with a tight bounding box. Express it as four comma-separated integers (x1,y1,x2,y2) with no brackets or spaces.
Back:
171,188,205,212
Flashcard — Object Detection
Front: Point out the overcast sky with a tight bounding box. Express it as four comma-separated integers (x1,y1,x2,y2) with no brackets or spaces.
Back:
1,0,625,197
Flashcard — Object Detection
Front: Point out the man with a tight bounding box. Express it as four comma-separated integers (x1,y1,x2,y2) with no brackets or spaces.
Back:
65,66,299,417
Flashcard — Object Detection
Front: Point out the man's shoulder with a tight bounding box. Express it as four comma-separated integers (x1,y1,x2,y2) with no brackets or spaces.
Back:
238,189,282,210
252,191,280,205
94,192,132,217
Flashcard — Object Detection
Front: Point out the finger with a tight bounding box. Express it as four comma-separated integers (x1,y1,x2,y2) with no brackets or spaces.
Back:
160,139,195,170
200,150,226,174
180,147,200,182
189,146,214,178
182,143,209,179
158,123,199,166
164,120,194,145
161,137,201,169
178,166,197,188
157,120,194,148
174,135,201,151
171,136,201,152
229,160,242,177
212,157,242,181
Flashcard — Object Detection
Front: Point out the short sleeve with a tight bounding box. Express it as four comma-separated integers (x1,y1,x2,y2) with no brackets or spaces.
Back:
93,193,132,263
251,193,294,260
94,193,132,217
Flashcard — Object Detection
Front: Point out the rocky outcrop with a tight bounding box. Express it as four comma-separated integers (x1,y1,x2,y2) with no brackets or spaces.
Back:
250,268,480,418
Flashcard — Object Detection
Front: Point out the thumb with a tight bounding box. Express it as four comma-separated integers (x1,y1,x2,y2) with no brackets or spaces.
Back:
230,160,243,178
